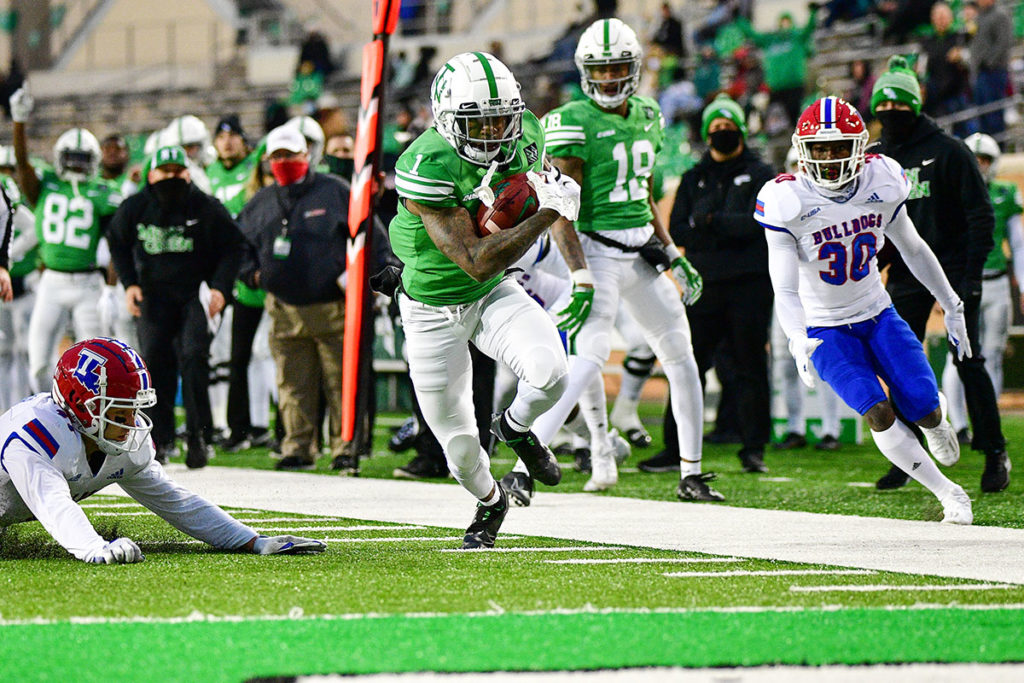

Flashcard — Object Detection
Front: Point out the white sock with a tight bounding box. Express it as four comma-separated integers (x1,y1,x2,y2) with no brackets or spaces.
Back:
532,357,602,444
680,457,701,477
663,359,704,468
564,409,590,440
579,374,611,452
480,483,502,506
871,420,956,496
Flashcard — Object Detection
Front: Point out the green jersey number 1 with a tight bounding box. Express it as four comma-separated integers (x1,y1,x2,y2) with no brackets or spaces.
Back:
41,193,95,249
609,140,655,203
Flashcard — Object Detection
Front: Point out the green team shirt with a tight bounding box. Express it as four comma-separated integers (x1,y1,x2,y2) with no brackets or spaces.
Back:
34,169,121,272
207,150,260,218
985,180,1024,272
389,110,546,306
542,96,664,232
2,174,38,278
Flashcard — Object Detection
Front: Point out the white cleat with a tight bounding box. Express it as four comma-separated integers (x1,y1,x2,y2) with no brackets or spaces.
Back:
939,485,973,525
608,428,631,465
924,392,960,467
583,440,618,492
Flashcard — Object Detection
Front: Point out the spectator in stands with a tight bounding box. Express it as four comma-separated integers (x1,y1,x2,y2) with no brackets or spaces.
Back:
737,6,820,128
297,30,335,81
920,2,974,136
881,0,939,44
107,145,244,469
844,59,877,124
821,0,873,27
694,0,740,46
652,2,687,59
970,0,1013,138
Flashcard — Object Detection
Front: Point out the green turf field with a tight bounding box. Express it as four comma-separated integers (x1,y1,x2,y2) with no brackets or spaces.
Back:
2,408,1022,681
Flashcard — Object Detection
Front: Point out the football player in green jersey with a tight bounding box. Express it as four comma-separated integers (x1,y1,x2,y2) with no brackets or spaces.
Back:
942,133,1024,440
529,18,721,500
9,86,123,393
389,52,581,549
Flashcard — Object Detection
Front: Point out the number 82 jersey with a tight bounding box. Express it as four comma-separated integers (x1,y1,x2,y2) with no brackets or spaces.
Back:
35,169,122,272
755,153,910,327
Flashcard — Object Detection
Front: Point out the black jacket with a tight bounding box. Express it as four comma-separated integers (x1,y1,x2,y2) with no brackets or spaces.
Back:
869,114,994,299
107,183,243,301
0,182,12,271
670,146,775,283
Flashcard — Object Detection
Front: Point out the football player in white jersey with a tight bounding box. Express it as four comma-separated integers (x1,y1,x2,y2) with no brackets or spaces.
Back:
758,96,973,524
0,337,326,563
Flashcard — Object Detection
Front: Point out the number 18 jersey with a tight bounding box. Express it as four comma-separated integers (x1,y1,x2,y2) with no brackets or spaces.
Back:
755,154,910,327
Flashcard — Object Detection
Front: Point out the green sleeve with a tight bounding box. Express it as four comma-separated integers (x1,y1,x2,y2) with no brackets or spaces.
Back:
393,138,460,208
542,105,588,161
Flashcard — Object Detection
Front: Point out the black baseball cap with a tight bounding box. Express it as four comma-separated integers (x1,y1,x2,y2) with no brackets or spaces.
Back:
215,114,245,137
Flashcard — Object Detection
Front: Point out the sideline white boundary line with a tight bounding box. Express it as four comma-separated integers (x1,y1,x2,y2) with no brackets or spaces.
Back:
546,557,742,565
437,546,624,553
791,583,1016,593
255,525,427,532
664,569,877,578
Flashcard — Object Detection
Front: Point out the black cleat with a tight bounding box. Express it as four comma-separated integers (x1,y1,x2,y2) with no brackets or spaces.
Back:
624,427,653,449
329,454,359,473
956,428,971,446
462,486,509,549
186,439,213,469
490,412,561,486
738,448,767,473
154,443,178,465
393,452,450,479
249,427,275,448
876,464,910,489
637,449,680,473
815,434,841,451
220,432,251,453
981,450,1011,493
388,416,419,453
773,432,807,450
573,447,592,473
677,472,726,501
500,471,534,507
275,454,316,471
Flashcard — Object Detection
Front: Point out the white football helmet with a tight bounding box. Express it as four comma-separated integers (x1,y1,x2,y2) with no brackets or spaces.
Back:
575,18,643,109
431,52,525,166
54,128,101,181
165,115,213,165
964,132,1000,180
286,115,325,168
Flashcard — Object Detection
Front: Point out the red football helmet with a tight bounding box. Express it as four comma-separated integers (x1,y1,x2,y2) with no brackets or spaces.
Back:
52,338,157,456
792,96,869,191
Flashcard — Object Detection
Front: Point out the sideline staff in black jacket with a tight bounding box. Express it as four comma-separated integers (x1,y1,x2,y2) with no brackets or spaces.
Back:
869,57,1009,493
108,145,244,469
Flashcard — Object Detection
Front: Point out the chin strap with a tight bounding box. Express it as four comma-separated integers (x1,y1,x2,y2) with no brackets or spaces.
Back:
472,160,500,207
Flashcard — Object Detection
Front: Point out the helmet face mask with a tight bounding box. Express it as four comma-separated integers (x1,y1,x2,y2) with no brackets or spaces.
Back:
53,338,157,457
965,132,1000,180
576,19,643,109
432,52,525,166
793,97,869,191
54,128,101,181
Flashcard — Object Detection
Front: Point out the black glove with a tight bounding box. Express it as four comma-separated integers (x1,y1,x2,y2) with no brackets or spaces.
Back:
369,264,403,297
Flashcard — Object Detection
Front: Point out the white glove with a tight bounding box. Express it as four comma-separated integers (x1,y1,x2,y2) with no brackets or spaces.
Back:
944,301,972,361
85,537,144,564
789,335,824,389
98,284,120,334
526,168,581,222
252,534,327,555
9,86,33,123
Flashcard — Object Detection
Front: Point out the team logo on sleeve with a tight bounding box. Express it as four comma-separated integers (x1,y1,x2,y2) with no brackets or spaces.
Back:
755,199,765,217
73,348,107,393
523,142,539,165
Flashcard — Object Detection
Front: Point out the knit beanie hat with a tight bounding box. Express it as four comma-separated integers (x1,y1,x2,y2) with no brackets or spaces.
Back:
700,94,748,141
870,56,922,116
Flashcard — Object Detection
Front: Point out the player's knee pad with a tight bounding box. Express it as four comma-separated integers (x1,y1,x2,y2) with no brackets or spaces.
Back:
519,344,568,393
444,433,484,475
574,328,613,367
623,354,656,378
647,328,693,366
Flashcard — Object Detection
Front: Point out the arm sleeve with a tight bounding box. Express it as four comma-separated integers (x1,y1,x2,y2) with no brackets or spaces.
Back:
119,460,257,550
106,201,140,288
3,445,106,560
668,174,695,245
1007,212,1024,287
207,201,244,295
765,227,807,342
236,201,262,289
886,206,961,311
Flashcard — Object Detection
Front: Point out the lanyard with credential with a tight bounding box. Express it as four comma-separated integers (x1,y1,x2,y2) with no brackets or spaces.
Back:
272,185,294,259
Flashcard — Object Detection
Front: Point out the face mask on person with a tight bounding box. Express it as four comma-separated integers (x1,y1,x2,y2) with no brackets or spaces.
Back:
708,129,742,154
876,109,917,140
151,177,189,207
324,155,354,179
270,159,310,186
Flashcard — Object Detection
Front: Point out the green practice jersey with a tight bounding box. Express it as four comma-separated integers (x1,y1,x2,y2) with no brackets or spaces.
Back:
542,96,664,232
389,110,546,306
34,169,121,272
207,151,259,218
984,180,1023,273
2,174,38,278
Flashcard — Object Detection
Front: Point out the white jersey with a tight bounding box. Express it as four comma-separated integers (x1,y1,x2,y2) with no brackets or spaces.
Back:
755,154,910,327
0,394,255,560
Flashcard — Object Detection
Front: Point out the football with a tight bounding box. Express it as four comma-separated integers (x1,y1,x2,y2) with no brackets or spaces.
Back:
475,173,539,236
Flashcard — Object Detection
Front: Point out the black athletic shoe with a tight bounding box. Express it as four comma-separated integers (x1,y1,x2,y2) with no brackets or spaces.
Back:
738,448,767,473
981,450,1011,493
624,427,653,449
773,432,807,450
329,454,358,473
500,471,534,507
490,412,561,486
249,427,275,448
573,448,592,473
956,428,971,446
275,454,316,471
220,432,251,453
815,435,841,451
637,450,680,473
393,453,449,479
462,486,509,549
677,472,726,502
186,439,213,469
388,416,419,453
876,464,910,490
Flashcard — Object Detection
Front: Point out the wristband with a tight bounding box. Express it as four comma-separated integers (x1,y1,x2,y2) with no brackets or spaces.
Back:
665,244,682,263
570,268,594,288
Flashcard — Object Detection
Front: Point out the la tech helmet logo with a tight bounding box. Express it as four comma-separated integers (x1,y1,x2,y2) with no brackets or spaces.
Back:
73,348,107,393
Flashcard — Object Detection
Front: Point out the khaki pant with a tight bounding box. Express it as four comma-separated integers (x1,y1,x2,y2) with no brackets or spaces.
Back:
266,293,345,461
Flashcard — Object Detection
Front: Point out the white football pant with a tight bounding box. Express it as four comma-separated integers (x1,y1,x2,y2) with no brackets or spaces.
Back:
28,270,104,392
0,290,35,412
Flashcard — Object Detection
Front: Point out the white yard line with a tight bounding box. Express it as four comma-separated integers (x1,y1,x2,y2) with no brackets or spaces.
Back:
317,536,463,543
234,518,347,523
437,546,624,553
90,511,154,516
791,583,1016,593
664,569,877,578
120,468,1024,585
79,503,145,508
253,525,427,532
545,557,742,565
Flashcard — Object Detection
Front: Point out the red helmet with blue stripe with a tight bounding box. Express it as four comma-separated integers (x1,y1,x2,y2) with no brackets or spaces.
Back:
792,96,869,191
52,338,157,456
